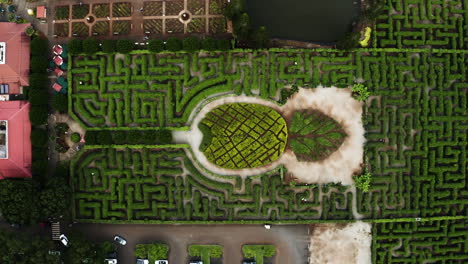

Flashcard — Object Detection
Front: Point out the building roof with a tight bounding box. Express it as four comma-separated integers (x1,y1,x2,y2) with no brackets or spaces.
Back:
0,23,31,89
36,6,46,19
0,101,32,179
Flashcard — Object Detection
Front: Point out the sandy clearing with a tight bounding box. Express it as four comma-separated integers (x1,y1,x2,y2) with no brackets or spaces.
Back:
280,87,365,185
309,221,372,264
174,87,365,184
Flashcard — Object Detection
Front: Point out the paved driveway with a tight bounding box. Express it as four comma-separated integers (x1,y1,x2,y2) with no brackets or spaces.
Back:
71,224,309,264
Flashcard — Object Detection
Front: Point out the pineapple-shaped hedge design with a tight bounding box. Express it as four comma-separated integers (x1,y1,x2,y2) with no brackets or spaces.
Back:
199,103,288,169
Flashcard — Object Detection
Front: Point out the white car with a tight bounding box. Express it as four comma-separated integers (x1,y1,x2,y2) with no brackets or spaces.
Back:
105,259,117,264
156,261,168,264
59,234,69,247
114,235,127,245
136,259,149,264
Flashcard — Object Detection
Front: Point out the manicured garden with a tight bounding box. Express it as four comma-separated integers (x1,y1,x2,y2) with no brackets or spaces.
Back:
199,103,287,169
66,1,468,263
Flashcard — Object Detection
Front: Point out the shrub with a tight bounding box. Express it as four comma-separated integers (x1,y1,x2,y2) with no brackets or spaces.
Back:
30,56,48,73
216,39,230,51
201,37,217,51
233,13,251,40
351,83,370,101
28,89,48,106
84,131,97,145
116,39,134,54
148,39,164,53
111,131,127,144
252,26,269,49
336,32,360,50
29,73,48,90
166,38,182,52
82,38,100,54
183,36,200,52
353,172,372,192
96,131,112,145
30,37,48,56
52,94,68,113
101,39,116,53
31,128,48,147
29,105,48,126
70,133,81,143
69,39,83,55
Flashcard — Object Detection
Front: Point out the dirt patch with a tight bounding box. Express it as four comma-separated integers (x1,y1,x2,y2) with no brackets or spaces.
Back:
309,222,371,264
280,87,365,185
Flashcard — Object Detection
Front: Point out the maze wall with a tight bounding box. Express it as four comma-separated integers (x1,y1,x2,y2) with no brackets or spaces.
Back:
374,0,467,49
70,49,467,222
71,147,353,221
372,219,468,263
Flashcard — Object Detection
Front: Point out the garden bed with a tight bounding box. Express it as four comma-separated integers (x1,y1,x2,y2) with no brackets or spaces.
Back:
112,2,132,17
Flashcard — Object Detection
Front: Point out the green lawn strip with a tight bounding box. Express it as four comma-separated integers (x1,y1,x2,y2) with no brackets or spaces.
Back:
135,243,169,263
242,245,276,264
188,245,223,264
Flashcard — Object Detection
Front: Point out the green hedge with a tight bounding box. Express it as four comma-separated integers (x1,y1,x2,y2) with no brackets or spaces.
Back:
242,245,276,264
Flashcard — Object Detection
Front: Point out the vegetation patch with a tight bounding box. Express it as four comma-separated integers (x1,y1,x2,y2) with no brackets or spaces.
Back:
288,110,346,161
242,245,276,264
188,245,222,264
135,243,169,263
200,103,288,169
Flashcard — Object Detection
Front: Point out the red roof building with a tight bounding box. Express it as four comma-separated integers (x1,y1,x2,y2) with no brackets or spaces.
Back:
0,101,32,179
0,23,31,94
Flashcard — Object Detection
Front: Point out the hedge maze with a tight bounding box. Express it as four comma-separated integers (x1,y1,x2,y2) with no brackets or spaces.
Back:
374,0,467,49
372,219,468,263
70,49,467,223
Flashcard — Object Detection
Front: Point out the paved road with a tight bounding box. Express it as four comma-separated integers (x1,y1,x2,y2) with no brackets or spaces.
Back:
71,224,310,264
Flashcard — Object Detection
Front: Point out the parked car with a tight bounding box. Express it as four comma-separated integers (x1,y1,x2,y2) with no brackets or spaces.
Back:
59,234,69,247
113,235,127,245
156,261,168,264
136,259,149,264
189,262,203,264
104,259,117,264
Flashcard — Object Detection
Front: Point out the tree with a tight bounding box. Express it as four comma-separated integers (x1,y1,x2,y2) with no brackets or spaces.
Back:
148,39,165,53
166,37,182,52
353,172,372,192
31,128,48,147
52,93,68,113
224,0,245,19
83,38,100,54
183,36,200,52
234,13,251,40
25,26,36,36
351,83,370,101
252,26,269,49
0,179,40,224
0,230,59,263
202,37,217,51
29,105,49,126
39,176,71,219
336,32,360,50
28,89,48,106
64,233,112,264
116,39,134,54
29,73,48,90
30,56,48,73
216,39,231,51
30,37,48,56
102,39,116,53
69,38,83,55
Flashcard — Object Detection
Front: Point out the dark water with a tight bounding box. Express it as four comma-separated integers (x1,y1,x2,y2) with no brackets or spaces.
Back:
246,0,361,43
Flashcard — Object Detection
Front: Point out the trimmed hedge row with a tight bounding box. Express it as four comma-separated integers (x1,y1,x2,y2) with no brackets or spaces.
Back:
85,129,172,145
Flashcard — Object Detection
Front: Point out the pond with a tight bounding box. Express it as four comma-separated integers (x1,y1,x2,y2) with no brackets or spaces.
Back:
246,0,361,43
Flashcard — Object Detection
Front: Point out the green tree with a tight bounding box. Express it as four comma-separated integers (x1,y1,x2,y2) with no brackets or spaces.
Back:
202,37,217,51
102,39,116,53
29,73,48,90
336,32,360,50
28,89,48,106
166,37,182,52
183,36,200,52
351,83,370,101
39,176,71,219
29,105,49,126
30,37,48,56
216,39,230,51
52,93,68,113
224,0,245,19
30,56,48,73
353,172,372,192
252,26,269,49
116,39,134,54
148,39,165,53
234,13,251,40
31,128,48,147
0,179,40,224
69,38,83,55
82,38,100,54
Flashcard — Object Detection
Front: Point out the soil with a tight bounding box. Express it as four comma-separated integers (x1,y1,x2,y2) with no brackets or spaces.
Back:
308,222,372,264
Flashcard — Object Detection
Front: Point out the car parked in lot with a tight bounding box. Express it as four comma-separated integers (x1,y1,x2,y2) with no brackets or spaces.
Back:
155,260,168,264
59,234,69,247
136,259,149,264
114,235,127,245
